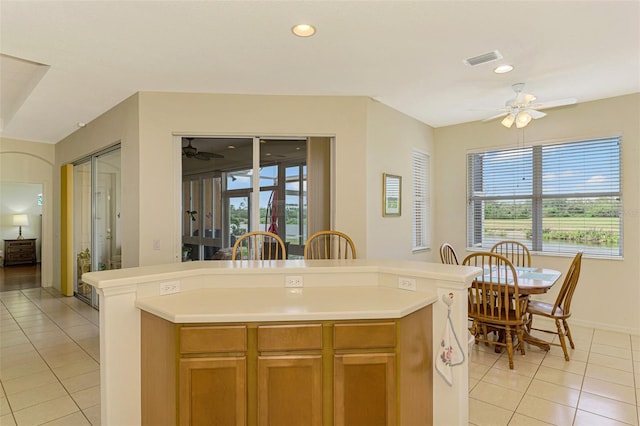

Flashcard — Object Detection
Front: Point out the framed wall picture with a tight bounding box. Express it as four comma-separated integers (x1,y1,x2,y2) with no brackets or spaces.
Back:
382,173,401,216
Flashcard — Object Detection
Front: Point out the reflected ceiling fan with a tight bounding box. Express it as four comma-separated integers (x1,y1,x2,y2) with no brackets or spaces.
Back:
483,83,577,128
182,138,224,161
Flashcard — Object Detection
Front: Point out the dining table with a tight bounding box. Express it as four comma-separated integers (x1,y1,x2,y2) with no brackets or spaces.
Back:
478,265,562,352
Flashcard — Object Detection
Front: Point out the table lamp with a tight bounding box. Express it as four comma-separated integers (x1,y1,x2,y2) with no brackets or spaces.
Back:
12,214,29,240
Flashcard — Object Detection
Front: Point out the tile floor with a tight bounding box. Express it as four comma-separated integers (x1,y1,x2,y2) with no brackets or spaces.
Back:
469,320,640,425
0,288,100,425
0,287,638,425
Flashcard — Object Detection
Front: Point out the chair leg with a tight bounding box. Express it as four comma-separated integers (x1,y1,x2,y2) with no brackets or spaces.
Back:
470,320,481,346
494,329,505,353
555,319,570,361
469,320,477,336
516,326,526,356
563,319,575,349
505,326,514,369
481,323,489,346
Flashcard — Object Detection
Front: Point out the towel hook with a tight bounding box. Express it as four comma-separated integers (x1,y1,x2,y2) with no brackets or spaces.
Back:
442,292,454,307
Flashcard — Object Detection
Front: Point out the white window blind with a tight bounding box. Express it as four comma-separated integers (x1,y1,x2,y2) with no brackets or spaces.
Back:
412,150,431,251
467,137,622,257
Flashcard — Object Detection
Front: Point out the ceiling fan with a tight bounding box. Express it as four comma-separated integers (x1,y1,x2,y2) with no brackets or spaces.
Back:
182,138,224,161
483,83,577,128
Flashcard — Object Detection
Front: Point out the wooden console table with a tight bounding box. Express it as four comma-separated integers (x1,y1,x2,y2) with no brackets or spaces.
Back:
4,239,37,266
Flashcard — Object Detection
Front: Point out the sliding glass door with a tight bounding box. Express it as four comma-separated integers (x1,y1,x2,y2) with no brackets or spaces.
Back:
181,137,314,260
73,146,121,308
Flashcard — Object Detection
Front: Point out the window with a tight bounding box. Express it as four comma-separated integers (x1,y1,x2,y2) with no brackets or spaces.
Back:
467,137,622,257
412,150,431,251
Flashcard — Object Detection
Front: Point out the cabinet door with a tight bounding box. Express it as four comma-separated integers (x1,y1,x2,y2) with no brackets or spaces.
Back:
257,355,322,426
179,357,246,426
334,353,397,426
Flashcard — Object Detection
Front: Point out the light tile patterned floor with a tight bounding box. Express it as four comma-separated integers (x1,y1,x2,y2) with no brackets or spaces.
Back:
469,320,640,425
1,288,638,425
0,288,100,425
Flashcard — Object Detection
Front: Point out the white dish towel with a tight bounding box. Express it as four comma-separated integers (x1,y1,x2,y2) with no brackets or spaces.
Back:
435,301,465,386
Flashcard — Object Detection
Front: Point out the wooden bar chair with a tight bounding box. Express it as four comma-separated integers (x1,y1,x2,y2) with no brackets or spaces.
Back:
439,243,460,265
304,230,356,259
463,252,529,369
231,231,287,260
490,240,531,267
526,251,583,361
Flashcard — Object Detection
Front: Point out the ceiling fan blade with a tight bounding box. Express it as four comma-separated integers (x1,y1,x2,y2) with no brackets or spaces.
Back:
526,109,547,119
530,98,577,110
194,153,211,161
482,112,509,122
199,151,224,159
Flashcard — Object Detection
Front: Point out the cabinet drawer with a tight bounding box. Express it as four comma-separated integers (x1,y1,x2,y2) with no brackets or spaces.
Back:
333,322,396,349
180,325,247,354
258,324,322,351
9,242,34,249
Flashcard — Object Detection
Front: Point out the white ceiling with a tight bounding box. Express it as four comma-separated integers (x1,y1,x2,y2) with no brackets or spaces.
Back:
1,1,638,144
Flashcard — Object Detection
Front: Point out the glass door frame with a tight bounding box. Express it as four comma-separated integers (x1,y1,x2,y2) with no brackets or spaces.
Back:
180,135,310,260
73,144,121,308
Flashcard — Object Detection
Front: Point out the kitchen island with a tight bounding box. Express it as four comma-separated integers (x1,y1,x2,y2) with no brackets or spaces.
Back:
83,259,479,425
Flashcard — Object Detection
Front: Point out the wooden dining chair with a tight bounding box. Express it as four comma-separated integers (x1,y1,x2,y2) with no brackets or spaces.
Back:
439,243,460,265
304,230,356,259
231,231,287,260
463,252,529,369
526,251,583,361
490,240,531,267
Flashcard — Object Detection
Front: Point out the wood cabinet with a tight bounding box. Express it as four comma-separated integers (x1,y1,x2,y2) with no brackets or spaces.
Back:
179,325,248,425
179,357,247,426
333,322,397,426
141,305,432,426
3,239,36,266
257,324,323,426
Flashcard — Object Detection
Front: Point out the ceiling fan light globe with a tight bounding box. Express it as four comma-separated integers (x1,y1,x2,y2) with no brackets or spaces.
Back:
501,114,516,128
515,111,532,128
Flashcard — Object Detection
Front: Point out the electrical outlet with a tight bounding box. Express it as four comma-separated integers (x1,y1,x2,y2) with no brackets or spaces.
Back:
159,281,180,295
153,239,160,250
285,275,304,288
398,277,417,291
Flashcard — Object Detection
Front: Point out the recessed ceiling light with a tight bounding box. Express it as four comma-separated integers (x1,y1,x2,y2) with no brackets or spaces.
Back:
227,145,236,149
77,122,86,128
494,64,514,74
292,24,316,37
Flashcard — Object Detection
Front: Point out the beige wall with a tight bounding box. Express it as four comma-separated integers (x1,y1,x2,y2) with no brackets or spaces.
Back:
365,99,436,260
53,93,431,276
0,137,55,286
135,93,372,264
434,93,640,334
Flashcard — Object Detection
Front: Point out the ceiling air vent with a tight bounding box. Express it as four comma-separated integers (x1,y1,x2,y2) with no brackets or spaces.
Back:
464,50,503,67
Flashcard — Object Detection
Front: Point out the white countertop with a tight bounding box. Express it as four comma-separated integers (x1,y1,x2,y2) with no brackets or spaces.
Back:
83,258,480,288
135,285,438,323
